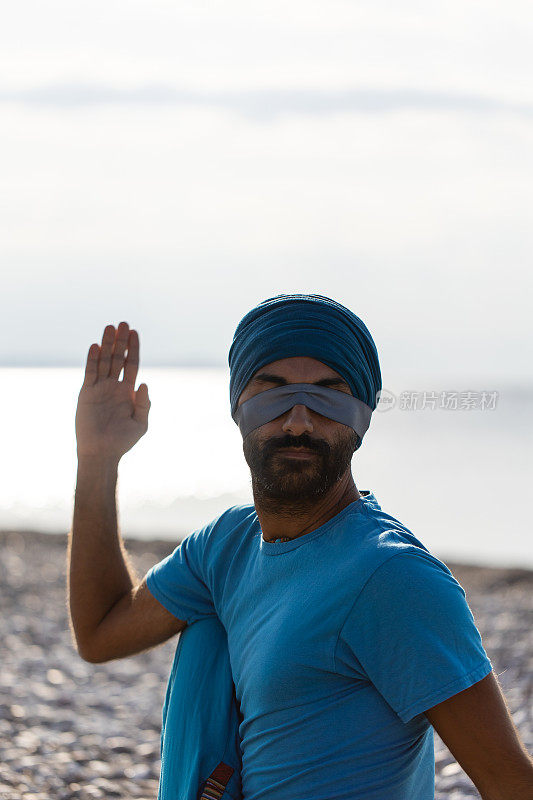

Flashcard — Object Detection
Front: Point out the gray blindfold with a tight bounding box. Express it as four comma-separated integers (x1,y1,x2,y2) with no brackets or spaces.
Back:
232,383,373,439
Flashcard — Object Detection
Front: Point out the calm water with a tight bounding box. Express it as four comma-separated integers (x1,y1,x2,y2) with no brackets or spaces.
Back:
1,367,531,569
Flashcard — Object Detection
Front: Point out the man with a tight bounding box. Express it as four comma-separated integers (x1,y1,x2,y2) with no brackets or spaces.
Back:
68,294,533,800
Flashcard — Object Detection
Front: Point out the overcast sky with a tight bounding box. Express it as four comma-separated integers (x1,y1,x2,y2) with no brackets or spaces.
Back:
1,1,532,384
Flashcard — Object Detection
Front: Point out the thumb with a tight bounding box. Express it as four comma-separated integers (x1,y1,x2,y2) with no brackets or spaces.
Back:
133,383,151,426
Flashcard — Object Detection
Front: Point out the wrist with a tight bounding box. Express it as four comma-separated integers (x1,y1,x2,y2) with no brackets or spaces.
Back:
77,453,121,472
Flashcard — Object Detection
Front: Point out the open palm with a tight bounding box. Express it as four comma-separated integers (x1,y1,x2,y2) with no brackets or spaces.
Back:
75,322,151,460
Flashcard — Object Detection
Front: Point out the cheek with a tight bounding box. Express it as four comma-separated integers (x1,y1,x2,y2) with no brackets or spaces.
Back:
243,428,270,452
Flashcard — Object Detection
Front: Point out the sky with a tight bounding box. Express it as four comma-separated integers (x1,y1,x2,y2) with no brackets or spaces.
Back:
1,1,532,384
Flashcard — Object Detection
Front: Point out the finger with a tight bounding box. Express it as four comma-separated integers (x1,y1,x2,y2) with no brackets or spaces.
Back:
97,324,116,381
82,343,100,387
123,329,140,387
109,321,130,379
133,383,150,427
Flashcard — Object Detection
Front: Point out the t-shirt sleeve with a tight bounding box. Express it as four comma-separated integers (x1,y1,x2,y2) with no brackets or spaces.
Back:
336,549,493,724
145,523,217,626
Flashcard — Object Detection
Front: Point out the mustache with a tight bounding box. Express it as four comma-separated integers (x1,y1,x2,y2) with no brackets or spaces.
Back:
262,433,330,457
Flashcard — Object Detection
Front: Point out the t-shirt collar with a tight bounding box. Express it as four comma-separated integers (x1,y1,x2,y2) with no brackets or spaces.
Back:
257,490,376,555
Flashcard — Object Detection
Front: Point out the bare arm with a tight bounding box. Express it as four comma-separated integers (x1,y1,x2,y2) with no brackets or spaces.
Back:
425,671,533,800
67,321,186,663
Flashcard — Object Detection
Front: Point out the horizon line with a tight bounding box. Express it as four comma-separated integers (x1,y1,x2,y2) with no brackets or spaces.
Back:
1,83,532,120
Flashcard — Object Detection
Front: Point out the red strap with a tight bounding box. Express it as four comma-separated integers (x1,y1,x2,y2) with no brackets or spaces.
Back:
199,761,235,799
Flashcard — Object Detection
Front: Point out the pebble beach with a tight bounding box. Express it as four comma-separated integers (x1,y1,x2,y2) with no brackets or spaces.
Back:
1,529,531,800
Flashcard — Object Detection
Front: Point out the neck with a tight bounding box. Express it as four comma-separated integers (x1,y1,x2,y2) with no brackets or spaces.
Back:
254,471,362,542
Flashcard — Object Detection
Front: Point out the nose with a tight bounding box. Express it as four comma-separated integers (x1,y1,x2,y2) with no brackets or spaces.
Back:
281,403,314,436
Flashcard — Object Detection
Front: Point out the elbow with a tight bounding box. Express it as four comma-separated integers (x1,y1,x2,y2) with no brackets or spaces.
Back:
76,644,99,663
74,636,106,664
79,649,104,664
78,642,110,663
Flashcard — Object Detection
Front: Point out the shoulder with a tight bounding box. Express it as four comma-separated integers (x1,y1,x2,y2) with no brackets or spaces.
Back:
205,503,257,541
351,546,467,623
338,545,473,650
352,500,459,590
357,500,438,559
368,544,461,590
185,503,257,558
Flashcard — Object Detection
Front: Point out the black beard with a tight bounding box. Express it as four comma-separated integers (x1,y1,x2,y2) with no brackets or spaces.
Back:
242,427,360,513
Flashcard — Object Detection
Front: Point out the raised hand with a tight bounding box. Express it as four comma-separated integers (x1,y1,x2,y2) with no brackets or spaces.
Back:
75,322,151,460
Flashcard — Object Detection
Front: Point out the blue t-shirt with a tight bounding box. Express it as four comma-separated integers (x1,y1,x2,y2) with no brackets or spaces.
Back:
146,490,493,800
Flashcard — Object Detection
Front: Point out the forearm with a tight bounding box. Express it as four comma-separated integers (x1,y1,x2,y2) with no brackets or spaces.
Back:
67,456,140,657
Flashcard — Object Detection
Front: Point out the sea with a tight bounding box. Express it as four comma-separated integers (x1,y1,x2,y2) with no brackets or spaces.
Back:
1,367,531,569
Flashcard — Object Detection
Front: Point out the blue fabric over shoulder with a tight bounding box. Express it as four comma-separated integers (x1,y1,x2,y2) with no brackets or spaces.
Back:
228,294,382,418
157,616,243,800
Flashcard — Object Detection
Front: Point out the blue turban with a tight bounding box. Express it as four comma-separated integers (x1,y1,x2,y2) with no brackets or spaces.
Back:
228,294,382,418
